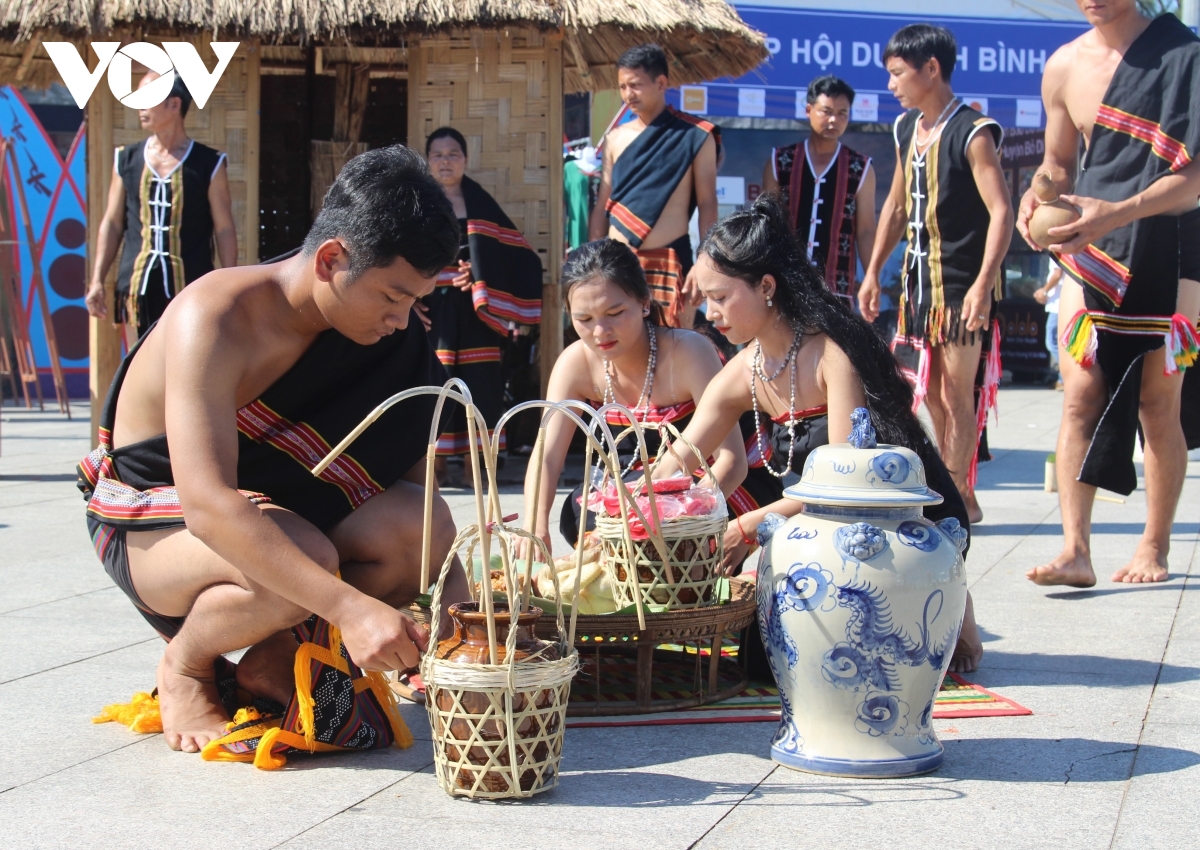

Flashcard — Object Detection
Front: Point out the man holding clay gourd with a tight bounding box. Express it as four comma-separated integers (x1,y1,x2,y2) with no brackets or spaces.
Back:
1018,0,1200,587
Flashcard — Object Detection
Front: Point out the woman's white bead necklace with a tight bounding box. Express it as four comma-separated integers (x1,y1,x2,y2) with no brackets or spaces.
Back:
751,332,803,480
603,322,657,477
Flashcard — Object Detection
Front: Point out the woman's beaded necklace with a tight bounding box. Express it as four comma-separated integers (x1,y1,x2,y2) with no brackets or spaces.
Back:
602,322,657,476
750,331,803,479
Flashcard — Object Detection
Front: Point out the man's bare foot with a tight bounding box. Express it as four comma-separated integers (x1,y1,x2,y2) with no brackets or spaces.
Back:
1026,551,1097,587
949,592,983,674
156,645,230,752
964,490,983,525
235,629,298,706
1112,543,1169,584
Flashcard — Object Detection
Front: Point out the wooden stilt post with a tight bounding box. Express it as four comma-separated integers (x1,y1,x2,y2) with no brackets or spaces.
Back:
87,93,122,447
541,34,565,397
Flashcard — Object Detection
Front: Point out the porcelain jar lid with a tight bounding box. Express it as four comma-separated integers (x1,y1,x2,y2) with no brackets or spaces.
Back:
782,408,944,508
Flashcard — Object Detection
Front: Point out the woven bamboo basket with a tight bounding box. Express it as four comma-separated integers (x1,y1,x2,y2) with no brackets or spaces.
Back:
423,522,578,799
592,420,725,611
316,382,588,799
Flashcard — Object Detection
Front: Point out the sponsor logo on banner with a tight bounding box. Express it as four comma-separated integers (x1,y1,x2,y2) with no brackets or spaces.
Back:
738,88,766,118
1015,98,1043,128
965,97,989,116
44,42,240,109
852,93,879,122
680,86,708,115
716,177,746,205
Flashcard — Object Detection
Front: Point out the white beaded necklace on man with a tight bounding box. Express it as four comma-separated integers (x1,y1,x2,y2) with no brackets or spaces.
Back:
750,330,803,479
914,96,959,153
602,321,657,476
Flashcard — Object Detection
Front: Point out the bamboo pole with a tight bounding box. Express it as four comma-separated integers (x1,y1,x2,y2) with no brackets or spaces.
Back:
542,33,565,397
465,404,497,665
520,427,547,611
420,442,437,593
244,39,261,265
87,91,121,446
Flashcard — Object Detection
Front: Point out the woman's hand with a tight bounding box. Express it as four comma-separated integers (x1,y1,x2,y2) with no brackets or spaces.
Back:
412,301,432,332
452,260,473,290
514,529,552,563
719,521,754,576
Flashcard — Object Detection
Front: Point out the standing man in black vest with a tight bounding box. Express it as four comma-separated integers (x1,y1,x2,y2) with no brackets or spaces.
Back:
859,24,1014,526
86,71,238,341
763,75,877,309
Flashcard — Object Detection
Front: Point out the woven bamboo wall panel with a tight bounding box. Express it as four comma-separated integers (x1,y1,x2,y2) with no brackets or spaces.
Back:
112,39,255,267
409,29,555,284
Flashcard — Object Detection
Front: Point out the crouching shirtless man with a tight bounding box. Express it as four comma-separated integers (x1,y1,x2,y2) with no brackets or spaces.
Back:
78,146,469,751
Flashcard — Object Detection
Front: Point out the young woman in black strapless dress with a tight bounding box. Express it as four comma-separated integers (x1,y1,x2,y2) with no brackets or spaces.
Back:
660,195,983,673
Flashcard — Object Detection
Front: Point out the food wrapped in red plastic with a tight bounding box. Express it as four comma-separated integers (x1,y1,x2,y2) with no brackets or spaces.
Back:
579,477,725,538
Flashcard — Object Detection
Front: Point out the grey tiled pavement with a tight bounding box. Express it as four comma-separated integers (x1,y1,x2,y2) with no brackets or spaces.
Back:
1,388,1198,849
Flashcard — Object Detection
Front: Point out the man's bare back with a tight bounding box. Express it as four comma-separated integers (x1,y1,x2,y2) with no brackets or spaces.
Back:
602,121,712,248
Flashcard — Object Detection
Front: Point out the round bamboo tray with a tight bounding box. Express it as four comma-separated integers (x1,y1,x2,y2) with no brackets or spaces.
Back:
411,577,758,716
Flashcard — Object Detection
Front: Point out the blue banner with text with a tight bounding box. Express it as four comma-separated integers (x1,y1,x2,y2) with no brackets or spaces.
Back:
667,8,1089,128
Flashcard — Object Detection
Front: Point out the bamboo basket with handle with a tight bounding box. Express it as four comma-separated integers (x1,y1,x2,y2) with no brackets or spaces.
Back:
315,380,586,799
592,417,726,611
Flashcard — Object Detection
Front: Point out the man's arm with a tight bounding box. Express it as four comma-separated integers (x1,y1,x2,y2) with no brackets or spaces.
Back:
164,300,423,670
762,155,779,194
588,144,615,241
1052,158,1200,253
858,152,907,321
1017,47,1079,248
693,134,718,240
679,135,719,327
962,130,1014,334
854,163,878,283
678,332,747,497
85,164,127,320
208,160,238,268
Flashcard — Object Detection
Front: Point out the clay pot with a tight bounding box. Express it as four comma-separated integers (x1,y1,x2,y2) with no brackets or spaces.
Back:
1028,172,1080,249
434,602,560,792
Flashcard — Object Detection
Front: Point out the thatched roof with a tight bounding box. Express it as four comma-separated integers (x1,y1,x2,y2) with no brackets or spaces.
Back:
0,0,767,92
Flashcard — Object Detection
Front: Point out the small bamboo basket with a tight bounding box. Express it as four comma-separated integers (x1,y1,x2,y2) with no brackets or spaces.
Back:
593,419,726,611
316,381,586,800
423,523,579,799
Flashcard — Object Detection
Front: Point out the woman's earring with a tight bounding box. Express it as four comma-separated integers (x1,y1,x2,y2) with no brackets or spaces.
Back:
643,308,650,317
766,297,773,307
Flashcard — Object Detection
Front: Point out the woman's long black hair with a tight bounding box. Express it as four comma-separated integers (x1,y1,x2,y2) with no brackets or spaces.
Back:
699,193,936,465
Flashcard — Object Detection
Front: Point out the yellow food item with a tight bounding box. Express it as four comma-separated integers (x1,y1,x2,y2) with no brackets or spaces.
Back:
535,534,619,614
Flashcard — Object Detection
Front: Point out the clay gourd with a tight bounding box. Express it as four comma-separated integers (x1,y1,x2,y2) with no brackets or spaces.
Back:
1028,172,1080,249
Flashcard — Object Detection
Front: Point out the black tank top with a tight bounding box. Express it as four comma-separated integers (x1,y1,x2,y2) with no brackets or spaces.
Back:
115,139,224,296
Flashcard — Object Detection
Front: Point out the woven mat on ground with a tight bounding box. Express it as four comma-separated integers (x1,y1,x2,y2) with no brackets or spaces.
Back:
565,671,1031,728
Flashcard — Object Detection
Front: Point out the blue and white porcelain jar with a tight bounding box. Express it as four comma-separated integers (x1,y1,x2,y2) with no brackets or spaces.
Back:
757,411,967,777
